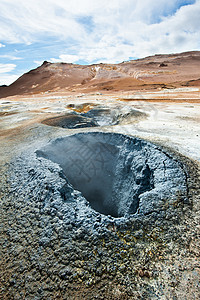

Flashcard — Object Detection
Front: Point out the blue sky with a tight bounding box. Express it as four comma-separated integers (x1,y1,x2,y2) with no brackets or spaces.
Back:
0,0,199,85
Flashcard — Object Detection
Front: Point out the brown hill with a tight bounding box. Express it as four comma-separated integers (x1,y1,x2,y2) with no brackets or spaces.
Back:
185,78,200,86
1,51,200,98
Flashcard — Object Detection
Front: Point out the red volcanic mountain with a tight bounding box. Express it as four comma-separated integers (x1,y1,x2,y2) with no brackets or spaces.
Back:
1,51,200,98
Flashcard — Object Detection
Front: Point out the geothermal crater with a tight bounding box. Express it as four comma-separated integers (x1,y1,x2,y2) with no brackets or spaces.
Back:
42,106,146,129
37,132,187,218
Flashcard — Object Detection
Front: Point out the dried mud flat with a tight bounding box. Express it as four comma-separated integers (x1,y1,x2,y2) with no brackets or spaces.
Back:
0,89,200,299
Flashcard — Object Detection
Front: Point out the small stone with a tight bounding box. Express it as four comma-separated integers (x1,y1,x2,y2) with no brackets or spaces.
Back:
138,269,151,278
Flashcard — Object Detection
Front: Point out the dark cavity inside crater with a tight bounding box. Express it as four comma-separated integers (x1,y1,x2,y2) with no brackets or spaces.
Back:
37,132,187,218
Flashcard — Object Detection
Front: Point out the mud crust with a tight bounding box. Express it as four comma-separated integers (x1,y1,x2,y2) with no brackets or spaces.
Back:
0,134,199,300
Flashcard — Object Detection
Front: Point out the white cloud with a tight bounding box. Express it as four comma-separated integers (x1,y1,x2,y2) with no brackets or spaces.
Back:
50,54,80,63
131,1,200,57
0,55,22,60
0,43,5,47
0,63,18,85
34,60,44,66
0,74,19,85
0,0,88,43
0,0,199,65
0,63,16,73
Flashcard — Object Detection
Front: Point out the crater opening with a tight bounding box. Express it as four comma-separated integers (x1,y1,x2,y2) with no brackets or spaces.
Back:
42,112,98,129
41,106,146,129
37,132,187,218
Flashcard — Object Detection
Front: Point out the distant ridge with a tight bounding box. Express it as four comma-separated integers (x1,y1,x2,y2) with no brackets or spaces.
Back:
1,51,200,98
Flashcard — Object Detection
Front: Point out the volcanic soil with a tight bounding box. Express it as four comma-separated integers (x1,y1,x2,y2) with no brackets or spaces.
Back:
0,51,200,299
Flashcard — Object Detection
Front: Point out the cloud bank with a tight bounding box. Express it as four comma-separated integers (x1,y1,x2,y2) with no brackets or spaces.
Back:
0,63,16,74
0,0,199,84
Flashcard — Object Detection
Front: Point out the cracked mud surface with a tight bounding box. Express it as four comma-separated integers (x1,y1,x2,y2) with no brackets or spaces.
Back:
0,92,200,299
1,132,199,299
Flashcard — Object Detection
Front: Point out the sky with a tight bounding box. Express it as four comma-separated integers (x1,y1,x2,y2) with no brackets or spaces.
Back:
0,0,199,85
